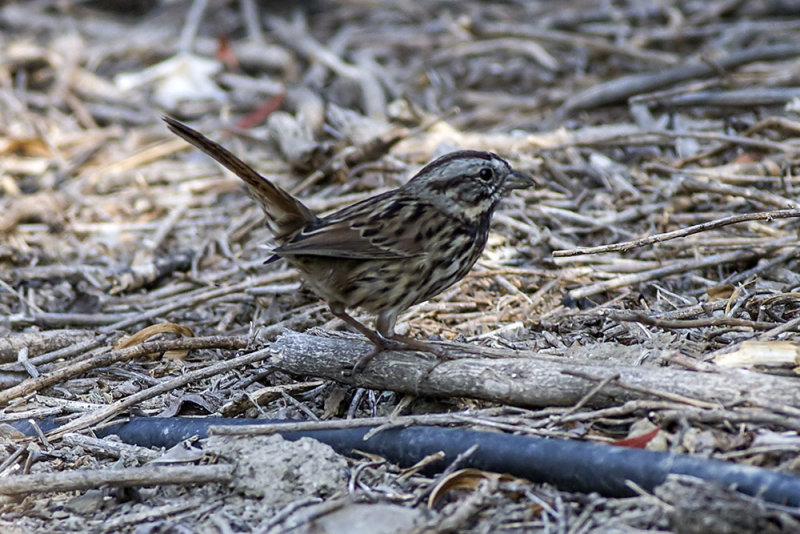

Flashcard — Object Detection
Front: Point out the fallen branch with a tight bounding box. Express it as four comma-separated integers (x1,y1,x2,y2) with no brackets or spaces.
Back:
556,42,800,115
0,464,233,496
0,330,95,364
610,311,780,331
269,331,800,409
553,208,800,257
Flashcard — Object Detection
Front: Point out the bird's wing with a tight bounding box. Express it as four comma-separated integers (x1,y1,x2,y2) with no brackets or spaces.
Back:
271,193,427,260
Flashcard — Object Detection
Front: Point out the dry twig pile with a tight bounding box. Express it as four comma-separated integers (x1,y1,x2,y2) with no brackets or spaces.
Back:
1,1,800,532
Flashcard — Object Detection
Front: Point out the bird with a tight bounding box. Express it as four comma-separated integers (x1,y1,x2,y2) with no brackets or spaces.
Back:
164,117,534,371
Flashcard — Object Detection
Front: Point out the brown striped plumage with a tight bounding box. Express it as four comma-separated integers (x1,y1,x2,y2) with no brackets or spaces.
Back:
165,117,534,370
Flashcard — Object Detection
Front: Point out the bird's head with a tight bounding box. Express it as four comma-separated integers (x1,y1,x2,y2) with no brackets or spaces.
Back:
404,150,534,222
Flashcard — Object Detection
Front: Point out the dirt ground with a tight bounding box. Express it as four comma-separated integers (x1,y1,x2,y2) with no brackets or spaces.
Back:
2,0,800,532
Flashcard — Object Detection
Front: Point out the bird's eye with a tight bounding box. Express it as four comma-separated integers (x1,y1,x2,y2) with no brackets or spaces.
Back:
478,167,494,181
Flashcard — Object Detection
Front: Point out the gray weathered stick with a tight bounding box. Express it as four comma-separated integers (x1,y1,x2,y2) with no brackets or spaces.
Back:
270,331,800,408
557,42,800,114
0,464,233,495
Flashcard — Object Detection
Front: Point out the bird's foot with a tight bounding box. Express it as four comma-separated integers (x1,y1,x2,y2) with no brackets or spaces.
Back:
350,334,451,374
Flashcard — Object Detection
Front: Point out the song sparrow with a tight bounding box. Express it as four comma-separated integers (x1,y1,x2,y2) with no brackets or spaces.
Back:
164,117,533,370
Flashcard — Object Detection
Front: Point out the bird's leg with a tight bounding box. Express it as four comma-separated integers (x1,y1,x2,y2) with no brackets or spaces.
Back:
377,312,450,359
329,307,391,372
331,306,441,373
330,307,385,346
330,308,452,372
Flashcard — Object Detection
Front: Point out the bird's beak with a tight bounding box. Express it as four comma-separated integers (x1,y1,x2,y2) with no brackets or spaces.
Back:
505,170,535,190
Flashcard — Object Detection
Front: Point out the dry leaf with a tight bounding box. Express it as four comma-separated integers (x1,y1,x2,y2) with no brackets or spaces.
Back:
428,468,522,508
157,392,218,417
707,283,735,301
236,92,286,130
0,137,50,157
614,428,661,449
114,322,194,360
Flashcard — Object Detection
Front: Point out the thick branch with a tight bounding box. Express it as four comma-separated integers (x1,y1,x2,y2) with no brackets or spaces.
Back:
270,331,800,408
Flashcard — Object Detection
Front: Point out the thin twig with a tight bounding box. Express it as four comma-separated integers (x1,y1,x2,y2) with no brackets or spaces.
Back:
556,42,800,114
553,209,800,257
0,464,234,496
611,311,779,331
565,249,758,300
46,345,272,439
0,336,249,406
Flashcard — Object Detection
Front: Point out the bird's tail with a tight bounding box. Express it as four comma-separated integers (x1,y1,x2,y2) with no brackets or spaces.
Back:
164,117,317,239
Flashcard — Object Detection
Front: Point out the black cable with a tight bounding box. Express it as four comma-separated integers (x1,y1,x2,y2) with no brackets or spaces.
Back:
13,416,800,505
80,417,800,506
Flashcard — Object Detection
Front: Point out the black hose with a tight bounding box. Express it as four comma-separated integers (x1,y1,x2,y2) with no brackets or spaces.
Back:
77,417,800,506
